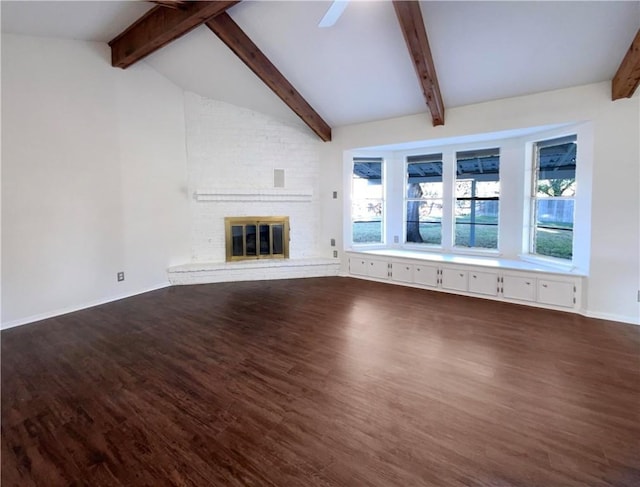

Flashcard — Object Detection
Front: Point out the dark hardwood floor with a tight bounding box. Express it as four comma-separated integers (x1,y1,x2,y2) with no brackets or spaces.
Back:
2,277,639,486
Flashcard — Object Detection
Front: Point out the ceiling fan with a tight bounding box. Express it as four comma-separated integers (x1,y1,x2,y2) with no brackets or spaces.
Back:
319,0,349,28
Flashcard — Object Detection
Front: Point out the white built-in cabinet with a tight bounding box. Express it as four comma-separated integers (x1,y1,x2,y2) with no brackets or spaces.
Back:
347,252,582,312
502,274,536,302
390,262,413,283
349,257,389,280
440,268,467,292
469,270,499,296
413,263,439,287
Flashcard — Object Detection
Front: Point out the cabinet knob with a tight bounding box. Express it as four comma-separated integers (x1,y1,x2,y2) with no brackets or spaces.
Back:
472,275,477,278
542,284,548,288
526,282,530,285
406,266,410,270
459,273,464,277
370,262,373,265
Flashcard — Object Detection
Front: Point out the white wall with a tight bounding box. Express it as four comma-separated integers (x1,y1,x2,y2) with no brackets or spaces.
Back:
184,92,326,262
321,82,639,324
1,34,190,328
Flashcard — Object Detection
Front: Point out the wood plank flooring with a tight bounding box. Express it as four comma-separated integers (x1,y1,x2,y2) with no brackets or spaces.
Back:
2,277,639,486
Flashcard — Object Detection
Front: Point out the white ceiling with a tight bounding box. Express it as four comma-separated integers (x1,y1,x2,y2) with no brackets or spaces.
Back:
2,1,639,128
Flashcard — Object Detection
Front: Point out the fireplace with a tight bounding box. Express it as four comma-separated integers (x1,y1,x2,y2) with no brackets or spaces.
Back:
224,216,290,262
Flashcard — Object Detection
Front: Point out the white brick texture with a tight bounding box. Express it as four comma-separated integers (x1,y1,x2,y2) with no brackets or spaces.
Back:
185,92,325,263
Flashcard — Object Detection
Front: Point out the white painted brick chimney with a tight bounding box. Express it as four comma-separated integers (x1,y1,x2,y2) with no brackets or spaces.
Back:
184,92,325,263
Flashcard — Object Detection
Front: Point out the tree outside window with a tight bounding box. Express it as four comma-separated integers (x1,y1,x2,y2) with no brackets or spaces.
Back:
405,154,443,245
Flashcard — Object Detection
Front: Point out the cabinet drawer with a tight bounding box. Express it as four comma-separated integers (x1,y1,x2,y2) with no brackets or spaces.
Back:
413,265,439,287
538,279,575,308
391,263,413,283
503,275,536,302
442,268,468,292
469,270,499,296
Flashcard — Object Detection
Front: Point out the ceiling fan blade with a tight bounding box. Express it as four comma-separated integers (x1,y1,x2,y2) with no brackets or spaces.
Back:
319,0,349,28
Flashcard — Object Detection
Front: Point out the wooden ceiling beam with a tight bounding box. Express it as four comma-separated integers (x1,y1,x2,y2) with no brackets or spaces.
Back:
109,1,239,69
612,28,640,100
206,13,332,142
150,1,189,10
393,1,445,126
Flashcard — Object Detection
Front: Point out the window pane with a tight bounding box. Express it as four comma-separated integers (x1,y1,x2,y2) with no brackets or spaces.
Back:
406,159,443,198
455,201,499,249
455,223,498,249
353,159,383,199
531,135,576,260
406,200,442,244
456,149,500,185
353,157,384,244
533,200,574,259
353,220,382,243
455,149,499,249
536,137,577,197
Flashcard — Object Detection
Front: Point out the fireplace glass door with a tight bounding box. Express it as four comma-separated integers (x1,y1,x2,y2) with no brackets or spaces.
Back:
225,217,289,261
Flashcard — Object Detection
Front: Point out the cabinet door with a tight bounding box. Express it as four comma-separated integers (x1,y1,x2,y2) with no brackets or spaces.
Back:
414,264,439,287
503,275,536,302
367,260,389,279
469,270,499,296
537,279,575,308
349,258,368,276
441,268,468,292
391,262,413,283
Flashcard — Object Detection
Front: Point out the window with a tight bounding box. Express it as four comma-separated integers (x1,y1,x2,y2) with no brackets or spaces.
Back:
455,148,500,249
346,125,587,264
405,154,443,245
530,135,577,260
352,157,384,244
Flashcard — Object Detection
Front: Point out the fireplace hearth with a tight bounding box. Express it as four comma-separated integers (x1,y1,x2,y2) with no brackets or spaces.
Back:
224,216,290,262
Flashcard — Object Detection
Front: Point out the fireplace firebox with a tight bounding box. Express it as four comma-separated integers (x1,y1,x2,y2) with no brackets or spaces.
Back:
224,216,290,262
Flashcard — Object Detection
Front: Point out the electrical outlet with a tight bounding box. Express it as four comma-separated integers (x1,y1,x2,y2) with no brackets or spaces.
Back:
637,290,640,302
333,250,338,258
117,271,125,282
330,238,336,247
332,191,338,199
394,235,399,243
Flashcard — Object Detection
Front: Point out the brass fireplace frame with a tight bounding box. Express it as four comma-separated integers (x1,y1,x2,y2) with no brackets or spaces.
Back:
224,216,290,262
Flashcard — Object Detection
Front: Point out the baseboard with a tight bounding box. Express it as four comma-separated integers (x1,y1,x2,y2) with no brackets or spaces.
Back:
1,282,171,330
581,309,639,326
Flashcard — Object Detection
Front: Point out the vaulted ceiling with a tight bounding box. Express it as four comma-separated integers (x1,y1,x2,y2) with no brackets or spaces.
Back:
2,1,639,137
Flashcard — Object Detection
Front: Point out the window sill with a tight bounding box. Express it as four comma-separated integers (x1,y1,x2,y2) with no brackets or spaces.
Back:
518,254,580,272
401,244,501,258
450,246,501,257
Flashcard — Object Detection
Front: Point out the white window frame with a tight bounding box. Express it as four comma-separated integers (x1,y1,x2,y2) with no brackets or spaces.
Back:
404,153,444,248
528,135,578,265
453,148,501,252
342,122,591,273
350,156,386,247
